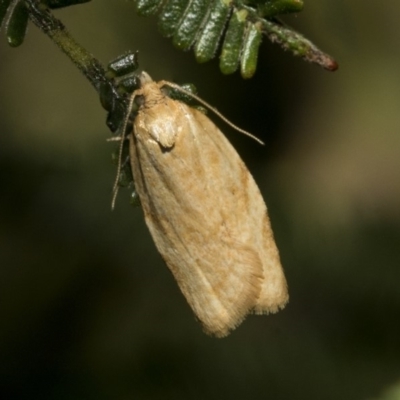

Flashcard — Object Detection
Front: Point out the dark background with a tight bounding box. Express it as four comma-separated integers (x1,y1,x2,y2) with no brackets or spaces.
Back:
1,1,399,399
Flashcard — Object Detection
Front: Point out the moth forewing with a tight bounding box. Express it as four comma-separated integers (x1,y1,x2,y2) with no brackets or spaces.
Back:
127,73,288,337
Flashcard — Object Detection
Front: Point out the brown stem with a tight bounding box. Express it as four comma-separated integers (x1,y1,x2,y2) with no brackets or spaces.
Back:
25,0,108,93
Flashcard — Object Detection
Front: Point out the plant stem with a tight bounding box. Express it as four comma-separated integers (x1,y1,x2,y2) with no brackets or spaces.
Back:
25,0,108,93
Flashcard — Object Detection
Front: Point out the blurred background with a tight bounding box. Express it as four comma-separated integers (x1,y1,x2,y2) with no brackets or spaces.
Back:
1,1,400,399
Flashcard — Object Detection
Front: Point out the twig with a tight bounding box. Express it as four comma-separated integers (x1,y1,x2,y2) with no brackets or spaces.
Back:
25,0,109,93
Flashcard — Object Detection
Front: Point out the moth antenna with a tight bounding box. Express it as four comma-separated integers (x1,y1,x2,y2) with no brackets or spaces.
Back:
160,81,265,146
111,92,137,210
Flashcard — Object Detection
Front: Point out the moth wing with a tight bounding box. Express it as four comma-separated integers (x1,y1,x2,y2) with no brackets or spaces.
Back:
187,106,289,317
130,93,287,336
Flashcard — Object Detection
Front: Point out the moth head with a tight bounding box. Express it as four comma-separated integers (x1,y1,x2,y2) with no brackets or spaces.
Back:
138,71,153,85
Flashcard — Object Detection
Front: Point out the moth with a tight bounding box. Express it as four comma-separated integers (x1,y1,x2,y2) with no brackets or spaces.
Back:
115,72,288,337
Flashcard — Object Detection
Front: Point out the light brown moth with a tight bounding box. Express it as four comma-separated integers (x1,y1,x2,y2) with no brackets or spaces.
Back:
116,72,288,337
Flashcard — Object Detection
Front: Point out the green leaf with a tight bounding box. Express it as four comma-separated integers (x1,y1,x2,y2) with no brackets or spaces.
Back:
240,22,262,78
107,51,139,78
6,1,29,47
245,0,303,18
219,9,247,75
0,0,12,27
173,0,212,50
261,18,338,71
158,0,190,37
194,0,231,63
134,0,162,17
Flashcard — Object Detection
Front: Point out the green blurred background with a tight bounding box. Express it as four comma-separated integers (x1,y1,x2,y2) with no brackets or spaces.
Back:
1,1,400,399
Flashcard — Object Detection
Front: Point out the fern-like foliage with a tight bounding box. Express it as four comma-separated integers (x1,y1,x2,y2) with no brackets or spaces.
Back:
132,0,337,78
1,0,337,77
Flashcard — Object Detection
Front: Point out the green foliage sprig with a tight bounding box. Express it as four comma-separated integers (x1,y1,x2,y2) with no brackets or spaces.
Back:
1,0,337,82
132,0,338,77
